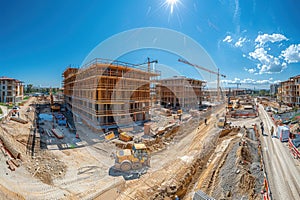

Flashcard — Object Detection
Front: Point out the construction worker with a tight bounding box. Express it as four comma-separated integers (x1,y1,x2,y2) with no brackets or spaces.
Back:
261,124,264,136
270,126,274,138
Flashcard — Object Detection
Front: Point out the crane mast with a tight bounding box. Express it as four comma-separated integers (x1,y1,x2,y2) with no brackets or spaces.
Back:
178,59,226,102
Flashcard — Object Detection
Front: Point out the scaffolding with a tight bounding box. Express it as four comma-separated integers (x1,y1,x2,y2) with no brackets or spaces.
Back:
62,58,160,131
157,76,205,110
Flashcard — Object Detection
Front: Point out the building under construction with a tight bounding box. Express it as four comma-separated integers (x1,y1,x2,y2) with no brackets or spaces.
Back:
62,58,160,131
156,76,205,109
278,74,300,106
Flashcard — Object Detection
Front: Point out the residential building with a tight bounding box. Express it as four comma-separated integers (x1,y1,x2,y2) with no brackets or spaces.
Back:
278,74,300,106
62,58,160,131
0,77,24,103
270,83,279,96
202,88,252,102
156,76,205,109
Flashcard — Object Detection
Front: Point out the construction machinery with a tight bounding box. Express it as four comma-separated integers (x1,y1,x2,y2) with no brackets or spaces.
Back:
217,117,226,128
50,90,60,112
178,59,226,102
104,131,115,141
113,143,150,172
119,132,133,142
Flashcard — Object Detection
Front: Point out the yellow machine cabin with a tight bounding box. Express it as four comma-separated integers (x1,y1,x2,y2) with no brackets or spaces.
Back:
114,143,150,171
217,117,226,128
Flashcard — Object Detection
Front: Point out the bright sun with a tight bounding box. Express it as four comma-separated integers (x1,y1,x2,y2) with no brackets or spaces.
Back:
166,0,179,14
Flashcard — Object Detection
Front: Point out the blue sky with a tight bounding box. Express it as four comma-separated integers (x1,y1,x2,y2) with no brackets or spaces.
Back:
0,0,299,89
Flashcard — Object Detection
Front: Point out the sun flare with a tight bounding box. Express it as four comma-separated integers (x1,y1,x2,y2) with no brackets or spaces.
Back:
166,0,179,14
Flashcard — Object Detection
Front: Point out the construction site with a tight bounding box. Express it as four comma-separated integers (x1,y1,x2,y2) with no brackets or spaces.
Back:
0,59,299,200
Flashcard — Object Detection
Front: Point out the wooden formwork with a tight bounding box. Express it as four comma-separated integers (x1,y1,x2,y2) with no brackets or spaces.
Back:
63,58,160,130
157,77,205,108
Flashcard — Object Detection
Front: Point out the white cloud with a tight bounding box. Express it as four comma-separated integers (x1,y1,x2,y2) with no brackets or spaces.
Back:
235,37,246,47
244,68,256,73
255,33,288,47
248,47,286,74
222,78,281,85
281,44,300,63
223,35,232,43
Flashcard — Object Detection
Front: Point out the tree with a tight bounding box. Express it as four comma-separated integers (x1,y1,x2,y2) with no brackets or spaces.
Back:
26,84,33,94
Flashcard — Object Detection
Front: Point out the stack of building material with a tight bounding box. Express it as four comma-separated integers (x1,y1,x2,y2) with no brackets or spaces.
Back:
119,132,133,142
51,128,64,139
10,117,28,124
144,122,152,135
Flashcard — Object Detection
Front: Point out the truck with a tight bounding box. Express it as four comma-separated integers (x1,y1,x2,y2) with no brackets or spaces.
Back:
277,126,289,142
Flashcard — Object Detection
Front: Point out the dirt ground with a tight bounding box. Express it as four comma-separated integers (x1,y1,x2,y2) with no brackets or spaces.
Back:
0,99,268,200
195,124,264,200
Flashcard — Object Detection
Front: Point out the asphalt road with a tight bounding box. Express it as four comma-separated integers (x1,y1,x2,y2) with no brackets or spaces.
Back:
259,104,300,200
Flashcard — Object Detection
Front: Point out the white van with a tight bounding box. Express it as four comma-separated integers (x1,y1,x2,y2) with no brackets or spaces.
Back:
277,126,289,142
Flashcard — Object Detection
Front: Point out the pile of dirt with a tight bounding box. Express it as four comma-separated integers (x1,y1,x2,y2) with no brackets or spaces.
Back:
239,173,256,195
131,124,219,200
219,129,232,138
237,145,253,164
208,130,263,200
134,151,213,200
25,151,67,185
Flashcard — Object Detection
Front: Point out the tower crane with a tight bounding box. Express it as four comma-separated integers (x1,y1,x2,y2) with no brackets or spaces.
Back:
228,83,242,97
147,57,158,72
178,58,226,102
228,82,241,89
133,58,158,72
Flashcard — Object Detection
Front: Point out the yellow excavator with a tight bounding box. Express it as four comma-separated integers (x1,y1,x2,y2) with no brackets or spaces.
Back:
50,90,60,112
113,143,150,172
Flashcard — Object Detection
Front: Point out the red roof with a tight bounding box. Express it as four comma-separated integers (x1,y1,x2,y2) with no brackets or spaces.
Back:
0,76,22,82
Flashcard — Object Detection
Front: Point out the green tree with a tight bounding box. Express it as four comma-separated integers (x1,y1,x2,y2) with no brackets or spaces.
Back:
26,84,33,93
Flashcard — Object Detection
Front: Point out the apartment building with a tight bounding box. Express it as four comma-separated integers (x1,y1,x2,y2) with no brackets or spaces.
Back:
270,83,279,96
0,77,24,103
157,76,205,109
202,88,252,102
63,58,160,131
278,74,300,106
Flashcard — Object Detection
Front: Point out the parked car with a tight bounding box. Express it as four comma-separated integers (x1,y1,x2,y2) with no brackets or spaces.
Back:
12,106,20,111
